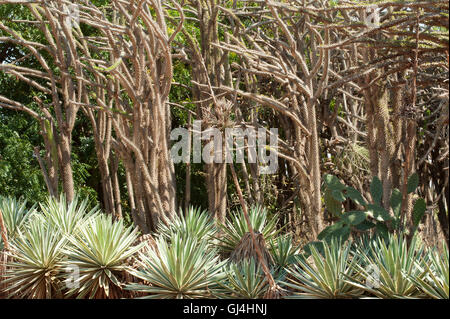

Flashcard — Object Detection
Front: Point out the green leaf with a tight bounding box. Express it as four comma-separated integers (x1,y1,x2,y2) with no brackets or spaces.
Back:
341,211,367,225
331,189,346,202
302,241,325,257
375,222,389,241
370,176,383,205
323,174,346,191
324,189,342,216
407,173,419,194
287,240,362,299
318,222,350,243
366,204,392,222
318,221,344,241
354,220,376,231
331,225,351,243
390,188,402,218
345,187,367,207
93,57,123,73
412,198,426,227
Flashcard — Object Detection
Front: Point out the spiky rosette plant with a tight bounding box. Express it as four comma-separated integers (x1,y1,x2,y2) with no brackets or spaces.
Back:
344,234,426,298
0,196,35,248
269,234,301,272
156,206,216,245
215,258,270,299
63,214,141,299
36,194,100,236
217,205,280,253
283,239,364,299
125,234,225,299
2,219,67,299
408,243,449,299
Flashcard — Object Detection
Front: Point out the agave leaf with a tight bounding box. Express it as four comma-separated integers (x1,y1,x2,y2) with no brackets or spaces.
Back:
0,196,35,247
283,239,363,299
215,258,269,299
126,234,224,299
63,214,141,299
3,219,66,299
408,244,448,299
157,206,216,245
345,234,425,298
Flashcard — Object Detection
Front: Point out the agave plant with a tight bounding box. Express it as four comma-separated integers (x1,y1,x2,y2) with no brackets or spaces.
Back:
215,258,270,299
344,234,426,298
283,239,363,299
408,243,449,299
37,194,100,236
157,206,216,244
126,234,224,299
64,214,141,299
0,196,35,248
217,205,280,253
269,234,301,271
2,218,67,298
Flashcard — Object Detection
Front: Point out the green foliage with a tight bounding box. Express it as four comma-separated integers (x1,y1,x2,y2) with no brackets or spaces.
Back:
409,244,449,299
1,194,140,299
64,214,141,299
268,234,300,271
0,193,447,300
370,176,383,205
321,174,426,242
407,173,419,194
3,219,67,299
36,194,100,236
215,258,269,299
412,198,426,233
0,113,47,202
126,234,224,299
0,196,34,248
156,206,216,245
217,205,281,253
284,239,363,299
344,234,426,298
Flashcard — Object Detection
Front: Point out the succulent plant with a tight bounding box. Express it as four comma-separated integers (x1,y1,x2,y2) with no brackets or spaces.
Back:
321,174,426,242
283,239,363,299
344,234,426,298
156,206,216,245
215,258,270,299
63,214,141,299
2,219,67,299
125,233,224,299
408,243,449,299
0,196,35,248
217,205,280,253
